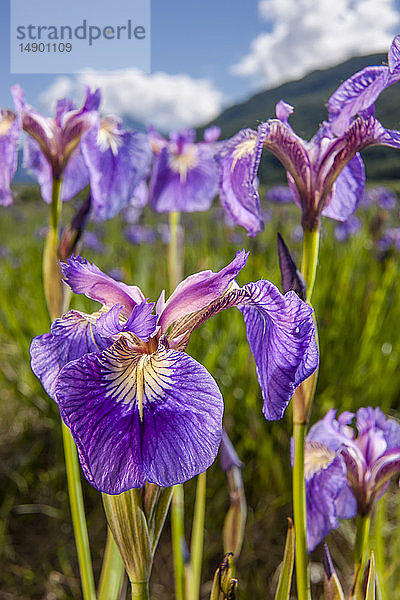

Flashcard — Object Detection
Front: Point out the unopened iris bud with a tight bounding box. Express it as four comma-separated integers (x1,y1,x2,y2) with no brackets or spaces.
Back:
210,553,238,600
59,195,91,261
102,484,172,596
323,544,345,600
277,232,306,300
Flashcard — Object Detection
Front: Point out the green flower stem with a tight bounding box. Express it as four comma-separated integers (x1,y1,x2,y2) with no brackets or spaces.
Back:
190,471,207,600
301,227,320,302
168,209,186,600
354,514,371,571
291,225,321,600
62,423,96,600
97,527,125,600
292,421,311,600
131,581,150,600
43,178,95,600
351,514,371,597
168,211,183,292
171,484,186,600
374,499,386,600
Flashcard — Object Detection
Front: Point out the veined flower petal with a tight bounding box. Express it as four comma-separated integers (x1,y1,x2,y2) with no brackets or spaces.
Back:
30,309,112,397
321,154,365,222
0,109,20,206
168,279,318,420
61,256,145,314
82,128,152,221
304,442,349,551
328,35,400,135
95,300,157,341
149,142,217,213
54,338,224,493
239,281,318,420
217,127,265,237
158,249,249,333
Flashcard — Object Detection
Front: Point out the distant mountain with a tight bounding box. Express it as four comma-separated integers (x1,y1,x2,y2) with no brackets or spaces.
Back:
199,53,400,183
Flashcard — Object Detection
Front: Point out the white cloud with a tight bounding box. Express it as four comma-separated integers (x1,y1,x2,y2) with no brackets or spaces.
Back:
232,0,400,89
39,70,224,130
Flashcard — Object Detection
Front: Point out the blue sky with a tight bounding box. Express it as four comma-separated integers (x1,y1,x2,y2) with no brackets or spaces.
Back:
2,0,400,129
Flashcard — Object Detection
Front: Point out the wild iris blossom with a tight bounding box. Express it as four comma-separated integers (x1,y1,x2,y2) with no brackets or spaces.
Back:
12,84,99,203
217,35,400,235
149,126,220,212
30,252,318,494
1,86,151,219
303,407,400,551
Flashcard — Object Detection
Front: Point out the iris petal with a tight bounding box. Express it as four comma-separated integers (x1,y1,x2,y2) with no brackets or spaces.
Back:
55,338,223,493
217,127,265,237
61,255,145,314
30,309,112,397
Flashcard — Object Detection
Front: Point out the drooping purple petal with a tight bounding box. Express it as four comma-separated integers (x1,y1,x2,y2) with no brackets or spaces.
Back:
217,127,265,237
239,281,318,420
23,136,89,203
0,110,20,206
30,309,112,397
328,35,400,136
55,338,224,493
61,255,145,314
149,141,218,213
158,250,249,333
82,126,152,221
304,442,349,551
322,154,365,222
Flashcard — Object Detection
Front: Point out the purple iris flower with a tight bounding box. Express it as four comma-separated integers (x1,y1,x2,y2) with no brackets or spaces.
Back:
149,127,220,213
81,116,152,221
266,185,294,204
12,85,99,203
303,407,400,551
334,215,362,242
30,252,318,493
0,109,21,206
217,35,400,234
378,228,400,252
368,186,397,211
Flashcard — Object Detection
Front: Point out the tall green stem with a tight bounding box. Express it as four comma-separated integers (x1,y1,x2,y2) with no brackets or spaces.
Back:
301,228,320,302
190,471,207,600
171,484,185,600
292,422,311,600
98,527,125,600
43,177,95,600
291,225,320,600
168,211,183,290
352,514,371,597
374,498,386,600
354,514,371,570
62,424,96,600
131,581,150,600
168,210,186,600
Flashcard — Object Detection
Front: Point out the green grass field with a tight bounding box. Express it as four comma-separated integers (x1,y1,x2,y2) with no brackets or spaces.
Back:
1,184,400,599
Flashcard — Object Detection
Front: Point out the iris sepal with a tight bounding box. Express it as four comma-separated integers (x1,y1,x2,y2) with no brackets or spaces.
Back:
55,337,224,493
